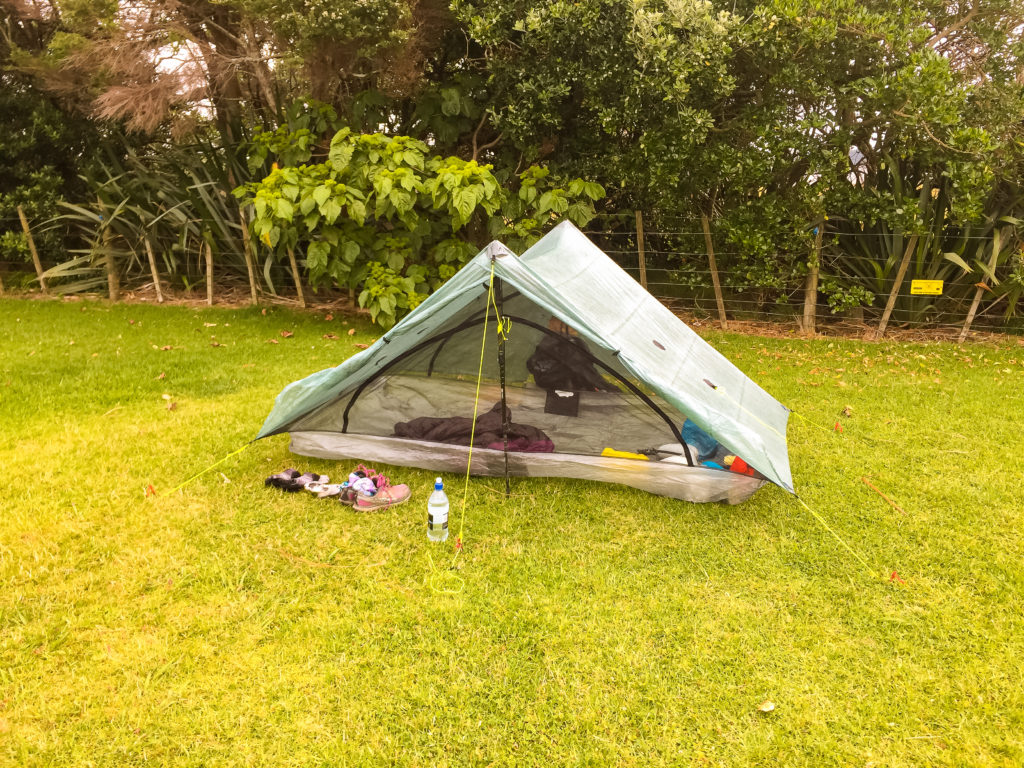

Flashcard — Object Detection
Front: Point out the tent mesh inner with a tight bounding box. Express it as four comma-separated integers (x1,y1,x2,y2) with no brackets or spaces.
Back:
290,296,695,459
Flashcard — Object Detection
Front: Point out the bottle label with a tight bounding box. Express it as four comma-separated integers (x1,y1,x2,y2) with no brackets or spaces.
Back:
427,514,448,529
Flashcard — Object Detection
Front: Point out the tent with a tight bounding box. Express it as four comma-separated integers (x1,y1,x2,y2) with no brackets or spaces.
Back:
256,222,793,504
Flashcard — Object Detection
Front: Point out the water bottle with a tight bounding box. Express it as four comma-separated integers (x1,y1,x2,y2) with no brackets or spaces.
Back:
427,477,449,542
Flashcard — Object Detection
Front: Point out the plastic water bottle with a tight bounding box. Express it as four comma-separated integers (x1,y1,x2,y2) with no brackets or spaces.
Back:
427,478,449,542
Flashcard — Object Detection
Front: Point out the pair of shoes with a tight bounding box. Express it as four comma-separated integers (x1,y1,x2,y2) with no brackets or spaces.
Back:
336,464,411,509
265,468,329,493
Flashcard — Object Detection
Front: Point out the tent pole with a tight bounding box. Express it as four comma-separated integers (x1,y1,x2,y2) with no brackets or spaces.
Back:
495,271,511,497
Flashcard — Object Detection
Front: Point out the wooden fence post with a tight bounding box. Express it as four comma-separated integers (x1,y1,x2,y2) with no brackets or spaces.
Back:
700,215,728,331
205,240,214,306
96,200,120,302
959,228,1001,343
238,208,259,305
17,206,47,293
635,210,648,290
287,247,306,308
802,222,823,335
143,237,164,303
874,233,919,340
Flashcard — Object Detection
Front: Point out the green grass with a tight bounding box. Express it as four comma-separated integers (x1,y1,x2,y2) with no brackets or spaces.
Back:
1,297,1022,767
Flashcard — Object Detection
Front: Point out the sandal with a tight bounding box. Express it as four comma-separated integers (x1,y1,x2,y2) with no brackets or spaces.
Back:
265,468,300,489
306,482,344,498
292,472,327,490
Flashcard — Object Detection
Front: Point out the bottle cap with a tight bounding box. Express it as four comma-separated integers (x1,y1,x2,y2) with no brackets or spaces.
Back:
434,477,443,490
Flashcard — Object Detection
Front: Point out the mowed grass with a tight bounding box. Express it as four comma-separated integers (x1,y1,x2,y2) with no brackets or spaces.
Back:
0,297,1022,767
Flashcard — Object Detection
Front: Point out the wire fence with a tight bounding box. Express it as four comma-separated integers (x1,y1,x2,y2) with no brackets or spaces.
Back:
2,211,1022,338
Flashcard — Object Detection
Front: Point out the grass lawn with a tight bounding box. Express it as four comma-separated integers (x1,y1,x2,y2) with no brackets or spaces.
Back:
1,296,1022,767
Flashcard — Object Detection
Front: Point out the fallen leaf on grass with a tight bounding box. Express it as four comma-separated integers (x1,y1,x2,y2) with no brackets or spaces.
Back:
325,313,334,321
841,405,853,417
323,333,339,340
266,338,279,344
155,372,165,380
757,701,775,713
347,328,356,336
354,342,369,349
210,340,222,347
204,322,217,327
161,393,171,400
280,330,294,338
160,345,174,351
261,308,267,316
166,401,177,411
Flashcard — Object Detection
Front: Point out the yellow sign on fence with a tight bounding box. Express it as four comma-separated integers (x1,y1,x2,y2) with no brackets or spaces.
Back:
910,280,944,296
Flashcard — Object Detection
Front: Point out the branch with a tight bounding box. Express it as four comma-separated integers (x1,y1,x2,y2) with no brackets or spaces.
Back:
470,111,503,161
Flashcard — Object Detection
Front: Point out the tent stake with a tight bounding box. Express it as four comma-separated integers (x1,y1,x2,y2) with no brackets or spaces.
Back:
495,271,510,497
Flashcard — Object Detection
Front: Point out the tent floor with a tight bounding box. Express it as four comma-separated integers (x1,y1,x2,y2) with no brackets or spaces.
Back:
289,431,765,505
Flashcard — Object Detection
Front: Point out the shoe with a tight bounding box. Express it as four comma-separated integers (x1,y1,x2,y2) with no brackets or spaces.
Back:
355,474,411,510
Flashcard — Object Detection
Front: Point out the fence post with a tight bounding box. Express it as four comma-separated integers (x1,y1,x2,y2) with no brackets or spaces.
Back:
700,215,728,331
205,240,214,306
635,210,648,290
959,228,1001,343
97,200,120,302
17,206,47,293
874,233,919,340
287,246,306,308
802,222,823,335
238,208,259,305
143,237,164,303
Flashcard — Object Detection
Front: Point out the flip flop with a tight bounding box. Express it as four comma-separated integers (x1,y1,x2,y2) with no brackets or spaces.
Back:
265,468,300,488
290,472,327,491
306,482,343,498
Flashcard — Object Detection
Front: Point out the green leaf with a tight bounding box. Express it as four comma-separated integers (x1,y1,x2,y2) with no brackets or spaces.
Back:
329,138,354,172
307,241,329,271
313,185,331,206
321,198,342,224
441,88,462,117
276,198,294,219
453,188,476,224
348,200,366,225
943,252,972,273
342,240,360,264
